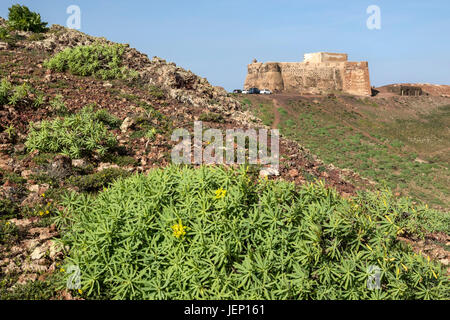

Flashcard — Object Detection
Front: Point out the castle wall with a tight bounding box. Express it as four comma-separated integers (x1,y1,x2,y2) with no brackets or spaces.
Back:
244,62,285,92
244,53,371,96
342,62,371,96
278,62,344,94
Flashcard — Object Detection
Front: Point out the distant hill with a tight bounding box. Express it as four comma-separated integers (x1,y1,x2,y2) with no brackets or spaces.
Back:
376,83,450,97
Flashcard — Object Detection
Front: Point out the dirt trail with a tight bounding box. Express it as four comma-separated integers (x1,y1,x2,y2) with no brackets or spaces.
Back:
271,98,281,129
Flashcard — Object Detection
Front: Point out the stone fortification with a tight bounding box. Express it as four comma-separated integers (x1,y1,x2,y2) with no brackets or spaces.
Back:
244,52,371,96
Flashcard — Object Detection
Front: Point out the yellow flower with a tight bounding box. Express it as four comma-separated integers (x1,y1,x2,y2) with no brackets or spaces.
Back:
78,289,83,294
214,188,227,199
41,193,45,198
60,268,65,273
39,211,44,216
45,210,49,215
171,220,187,239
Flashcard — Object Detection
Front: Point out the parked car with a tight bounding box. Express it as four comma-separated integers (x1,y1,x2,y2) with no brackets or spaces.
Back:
248,88,260,94
242,89,249,94
260,89,272,95
233,89,242,94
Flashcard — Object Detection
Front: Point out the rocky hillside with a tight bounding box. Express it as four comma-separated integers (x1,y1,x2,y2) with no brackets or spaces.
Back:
0,17,240,115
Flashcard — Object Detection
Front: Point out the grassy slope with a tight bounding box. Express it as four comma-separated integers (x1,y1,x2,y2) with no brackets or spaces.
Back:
239,94,450,210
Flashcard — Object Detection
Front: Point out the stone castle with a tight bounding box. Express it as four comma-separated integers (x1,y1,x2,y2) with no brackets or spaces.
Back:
244,52,371,96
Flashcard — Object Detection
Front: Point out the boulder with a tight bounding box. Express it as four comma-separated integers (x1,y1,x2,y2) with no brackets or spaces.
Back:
120,117,135,133
259,167,280,177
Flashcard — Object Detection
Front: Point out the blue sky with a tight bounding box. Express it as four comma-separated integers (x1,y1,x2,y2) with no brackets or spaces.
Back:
1,0,449,91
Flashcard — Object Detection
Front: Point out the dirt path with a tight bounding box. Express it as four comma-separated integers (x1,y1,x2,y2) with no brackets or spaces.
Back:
271,98,281,129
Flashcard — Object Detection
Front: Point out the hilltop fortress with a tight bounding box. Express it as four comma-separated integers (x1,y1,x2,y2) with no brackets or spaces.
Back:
244,52,371,96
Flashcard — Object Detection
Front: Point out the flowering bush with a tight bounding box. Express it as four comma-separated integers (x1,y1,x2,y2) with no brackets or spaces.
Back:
55,166,449,299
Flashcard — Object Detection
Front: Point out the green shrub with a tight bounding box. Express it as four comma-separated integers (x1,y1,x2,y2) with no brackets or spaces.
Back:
0,198,19,219
0,27,12,41
25,106,118,158
93,109,122,129
0,78,38,107
33,92,45,108
8,83,32,106
109,155,138,167
129,115,160,140
7,4,48,33
0,220,19,244
67,168,130,192
55,166,449,300
148,85,165,99
26,32,45,41
44,44,138,80
0,79,12,104
198,112,225,123
0,275,57,300
0,26,24,46
2,171,26,185
49,94,68,115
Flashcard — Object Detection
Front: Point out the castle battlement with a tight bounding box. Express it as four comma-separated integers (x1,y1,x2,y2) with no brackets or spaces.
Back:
244,52,371,96
303,52,348,63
